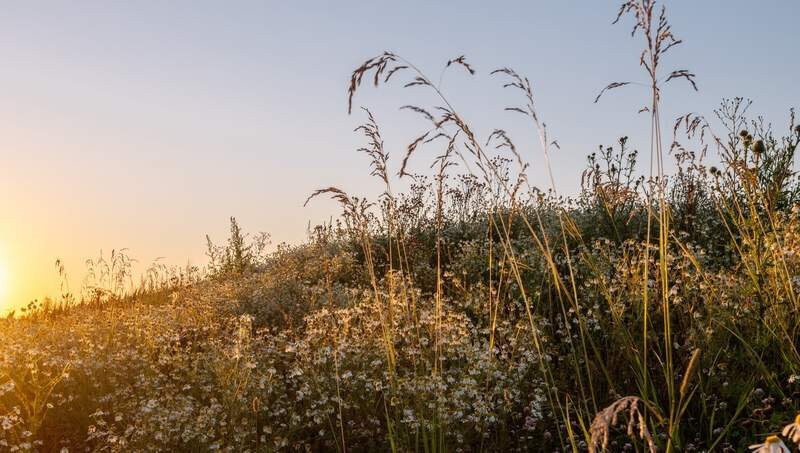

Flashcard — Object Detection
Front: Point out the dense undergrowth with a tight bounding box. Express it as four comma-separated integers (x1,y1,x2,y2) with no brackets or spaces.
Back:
3,1,800,451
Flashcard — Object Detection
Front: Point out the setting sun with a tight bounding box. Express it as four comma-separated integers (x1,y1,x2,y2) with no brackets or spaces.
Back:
0,260,7,309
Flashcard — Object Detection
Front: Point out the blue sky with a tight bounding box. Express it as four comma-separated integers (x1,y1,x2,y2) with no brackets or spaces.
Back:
0,1,797,307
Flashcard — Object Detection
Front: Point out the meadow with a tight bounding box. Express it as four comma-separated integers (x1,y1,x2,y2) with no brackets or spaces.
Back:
3,1,800,451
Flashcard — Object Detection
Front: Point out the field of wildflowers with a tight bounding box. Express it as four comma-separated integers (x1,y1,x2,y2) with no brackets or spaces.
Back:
3,0,800,451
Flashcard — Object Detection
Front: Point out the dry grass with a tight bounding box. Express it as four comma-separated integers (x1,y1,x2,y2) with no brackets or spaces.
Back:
1,0,800,451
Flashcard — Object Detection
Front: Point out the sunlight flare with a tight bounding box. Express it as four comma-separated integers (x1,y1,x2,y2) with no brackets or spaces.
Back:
0,259,7,308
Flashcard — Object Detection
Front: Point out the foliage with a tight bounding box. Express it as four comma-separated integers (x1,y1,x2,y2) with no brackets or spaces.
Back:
3,1,800,451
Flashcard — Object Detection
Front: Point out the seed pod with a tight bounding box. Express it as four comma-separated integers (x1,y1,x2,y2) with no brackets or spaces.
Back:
753,139,766,154
680,349,701,399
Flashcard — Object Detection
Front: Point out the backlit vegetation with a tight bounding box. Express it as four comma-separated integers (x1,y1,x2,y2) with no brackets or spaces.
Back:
3,1,800,451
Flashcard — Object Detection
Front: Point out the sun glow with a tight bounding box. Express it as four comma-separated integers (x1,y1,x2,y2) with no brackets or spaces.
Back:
0,261,7,309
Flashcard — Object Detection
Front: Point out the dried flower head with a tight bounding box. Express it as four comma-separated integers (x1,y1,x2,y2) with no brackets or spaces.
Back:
589,396,656,453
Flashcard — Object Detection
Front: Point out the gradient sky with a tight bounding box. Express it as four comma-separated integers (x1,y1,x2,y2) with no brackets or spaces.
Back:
1,1,798,310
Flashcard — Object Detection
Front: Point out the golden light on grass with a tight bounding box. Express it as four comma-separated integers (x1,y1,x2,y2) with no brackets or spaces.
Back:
1,2,798,451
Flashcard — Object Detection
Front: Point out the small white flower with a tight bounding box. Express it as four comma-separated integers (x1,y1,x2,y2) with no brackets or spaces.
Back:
749,435,790,453
782,414,800,443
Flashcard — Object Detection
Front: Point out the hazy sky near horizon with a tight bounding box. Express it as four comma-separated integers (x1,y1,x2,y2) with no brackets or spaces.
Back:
1,1,798,310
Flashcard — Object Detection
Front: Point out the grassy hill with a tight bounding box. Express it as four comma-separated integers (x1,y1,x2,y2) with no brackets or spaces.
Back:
3,1,800,451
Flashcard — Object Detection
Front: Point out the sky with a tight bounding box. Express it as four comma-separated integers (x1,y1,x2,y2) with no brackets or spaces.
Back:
0,1,798,311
